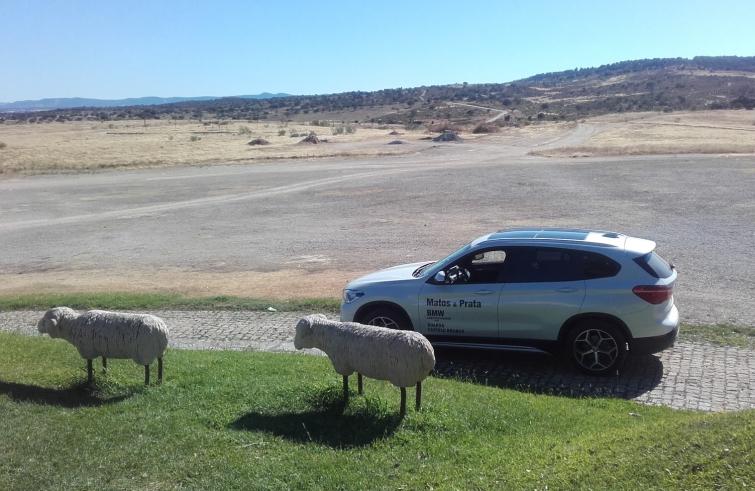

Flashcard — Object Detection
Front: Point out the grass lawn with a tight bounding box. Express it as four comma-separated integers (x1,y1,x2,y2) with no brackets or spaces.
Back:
0,333,752,490
0,292,340,313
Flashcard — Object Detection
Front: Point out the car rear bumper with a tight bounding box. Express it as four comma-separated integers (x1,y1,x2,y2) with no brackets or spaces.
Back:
632,325,678,355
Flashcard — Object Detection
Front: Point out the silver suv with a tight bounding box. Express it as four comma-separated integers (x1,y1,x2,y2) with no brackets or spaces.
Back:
341,228,679,375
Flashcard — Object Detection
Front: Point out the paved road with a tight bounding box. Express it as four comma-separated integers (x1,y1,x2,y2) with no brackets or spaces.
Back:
0,137,753,325
2,310,752,412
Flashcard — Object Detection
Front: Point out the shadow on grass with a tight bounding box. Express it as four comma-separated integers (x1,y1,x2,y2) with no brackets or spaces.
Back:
0,380,134,408
433,348,664,399
230,386,402,448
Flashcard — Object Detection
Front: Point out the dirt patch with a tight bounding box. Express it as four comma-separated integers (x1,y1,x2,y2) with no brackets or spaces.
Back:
0,268,363,300
532,110,755,157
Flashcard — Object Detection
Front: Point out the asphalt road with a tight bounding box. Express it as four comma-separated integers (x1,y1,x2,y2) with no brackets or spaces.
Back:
1,141,753,326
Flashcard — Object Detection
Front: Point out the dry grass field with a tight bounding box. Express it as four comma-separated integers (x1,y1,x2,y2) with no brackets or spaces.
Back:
2,110,754,176
0,119,431,175
532,110,755,157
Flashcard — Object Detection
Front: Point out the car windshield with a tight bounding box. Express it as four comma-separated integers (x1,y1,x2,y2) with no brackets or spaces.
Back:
433,242,473,270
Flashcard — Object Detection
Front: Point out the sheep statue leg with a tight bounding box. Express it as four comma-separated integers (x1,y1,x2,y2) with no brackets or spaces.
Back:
400,387,407,416
102,357,107,372
144,365,150,385
416,382,422,411
357,373,363,395
342,375,349,401
158,357,163,383
87,359,94,385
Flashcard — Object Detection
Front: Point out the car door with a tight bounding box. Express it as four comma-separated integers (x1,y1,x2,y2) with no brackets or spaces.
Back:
418,248,507,340
498,247,586,341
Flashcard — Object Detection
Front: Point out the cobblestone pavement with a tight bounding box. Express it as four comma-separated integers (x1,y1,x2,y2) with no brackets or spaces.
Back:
2,310,753,412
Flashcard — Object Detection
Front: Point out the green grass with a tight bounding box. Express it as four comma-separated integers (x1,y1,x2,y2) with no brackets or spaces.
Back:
0,333,752,490
0,292,340,313
681,323,755,349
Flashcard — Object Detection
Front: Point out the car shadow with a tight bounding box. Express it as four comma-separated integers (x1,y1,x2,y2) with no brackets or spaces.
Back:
432,348,664,399
230,386,402,448
0,380,134,408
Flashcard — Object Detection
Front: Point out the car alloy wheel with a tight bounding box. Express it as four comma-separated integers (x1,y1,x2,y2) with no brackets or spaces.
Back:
367,315,400,329
573,328,619,372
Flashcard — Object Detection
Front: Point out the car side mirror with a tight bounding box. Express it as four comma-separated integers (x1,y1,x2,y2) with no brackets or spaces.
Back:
434,271,446,283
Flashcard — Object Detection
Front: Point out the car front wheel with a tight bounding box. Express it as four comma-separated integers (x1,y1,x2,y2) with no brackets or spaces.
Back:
566,321,628,375
360,306,410,330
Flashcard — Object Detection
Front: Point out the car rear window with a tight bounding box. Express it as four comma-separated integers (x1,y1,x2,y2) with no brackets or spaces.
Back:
633,252,674,278
582,252,621,279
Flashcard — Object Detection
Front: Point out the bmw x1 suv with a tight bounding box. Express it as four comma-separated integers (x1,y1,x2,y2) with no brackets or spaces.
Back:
340,228,679,375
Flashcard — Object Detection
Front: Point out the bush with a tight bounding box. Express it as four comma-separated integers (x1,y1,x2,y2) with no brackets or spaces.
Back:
427,120,462,133
0,142,6,149
237,125,252,136
278,129,286,136
190,135,201,142
472,123,499,134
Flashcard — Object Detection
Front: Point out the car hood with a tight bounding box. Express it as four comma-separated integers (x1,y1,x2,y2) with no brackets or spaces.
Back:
348,261,433,287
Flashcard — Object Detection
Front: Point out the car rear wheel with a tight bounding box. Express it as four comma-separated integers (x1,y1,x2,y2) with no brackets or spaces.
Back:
360,306,411,330
566,321,627,375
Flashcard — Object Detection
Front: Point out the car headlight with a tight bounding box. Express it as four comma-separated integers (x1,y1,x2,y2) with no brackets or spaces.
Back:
342,289,365,304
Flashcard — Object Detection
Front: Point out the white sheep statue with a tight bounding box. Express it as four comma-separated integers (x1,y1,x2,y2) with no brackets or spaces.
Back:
294,314,435,415
37,306,169,385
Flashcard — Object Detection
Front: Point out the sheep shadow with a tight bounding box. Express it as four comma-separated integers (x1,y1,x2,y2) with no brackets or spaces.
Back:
230,386,402,448
432,348,665,400
0,380,133,408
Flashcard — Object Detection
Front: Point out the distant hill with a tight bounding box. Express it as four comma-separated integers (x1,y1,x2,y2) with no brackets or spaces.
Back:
4,56,754,123
0,93,291,112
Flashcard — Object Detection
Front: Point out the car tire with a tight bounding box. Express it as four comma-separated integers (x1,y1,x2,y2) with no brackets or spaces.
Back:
359,306,411,330
565,321,628,376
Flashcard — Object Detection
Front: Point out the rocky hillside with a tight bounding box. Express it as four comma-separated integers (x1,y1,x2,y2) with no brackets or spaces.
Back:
4,56,754,124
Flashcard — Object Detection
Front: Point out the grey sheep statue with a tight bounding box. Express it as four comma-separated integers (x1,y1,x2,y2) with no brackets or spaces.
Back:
37,307,169,385
294,314,435,415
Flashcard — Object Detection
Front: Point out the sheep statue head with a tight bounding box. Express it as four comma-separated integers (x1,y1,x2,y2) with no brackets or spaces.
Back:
37,306,77,338
294,314,326,350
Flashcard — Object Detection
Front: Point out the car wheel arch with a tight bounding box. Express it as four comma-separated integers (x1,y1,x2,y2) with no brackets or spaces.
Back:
558,313,632,346
354,301,414,330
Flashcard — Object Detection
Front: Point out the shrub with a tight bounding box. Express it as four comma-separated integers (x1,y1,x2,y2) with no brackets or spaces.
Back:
0,142,6,149
237,125,252,135
472,123,499,134
247,138,269,146
428,120,462,133
278,129,286,136
190,135,201,142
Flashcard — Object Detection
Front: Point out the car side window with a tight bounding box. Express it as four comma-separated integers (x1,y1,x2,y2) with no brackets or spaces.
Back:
502,247,583,283
471,249,506,265
582,251,621,279
439,248,507,284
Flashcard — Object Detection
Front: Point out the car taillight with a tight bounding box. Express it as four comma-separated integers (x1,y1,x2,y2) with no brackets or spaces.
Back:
632,285,673,304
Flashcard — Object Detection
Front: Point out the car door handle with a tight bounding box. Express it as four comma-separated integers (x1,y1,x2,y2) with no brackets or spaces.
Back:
556,287,577,293
474,289,495,295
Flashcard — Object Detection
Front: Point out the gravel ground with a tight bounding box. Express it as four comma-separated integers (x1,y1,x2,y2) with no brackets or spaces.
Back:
1,145,753,326
2,310,752,412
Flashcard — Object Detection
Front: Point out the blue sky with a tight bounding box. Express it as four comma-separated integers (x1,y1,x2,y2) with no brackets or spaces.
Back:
2,0,754,101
